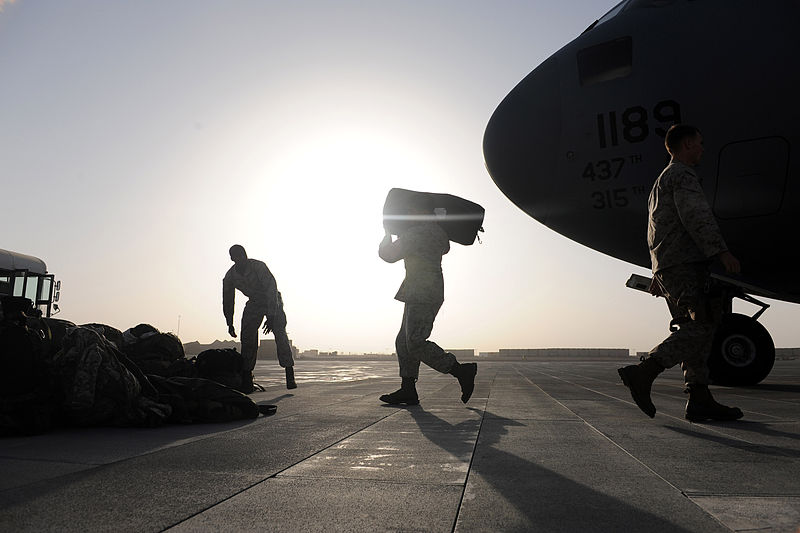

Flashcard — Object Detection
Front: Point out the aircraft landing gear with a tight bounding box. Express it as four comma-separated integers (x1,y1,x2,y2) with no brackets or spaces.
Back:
709,312,775,386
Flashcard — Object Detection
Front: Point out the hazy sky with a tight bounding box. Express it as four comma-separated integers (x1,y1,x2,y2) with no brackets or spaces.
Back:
2,1,797,354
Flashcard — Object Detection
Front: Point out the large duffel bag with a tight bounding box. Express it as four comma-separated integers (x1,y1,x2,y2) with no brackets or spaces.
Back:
147,375,260,423
382,188,485,245
121,323,195,378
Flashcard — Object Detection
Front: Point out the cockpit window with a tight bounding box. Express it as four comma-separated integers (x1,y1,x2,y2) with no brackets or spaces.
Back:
577,36,632,86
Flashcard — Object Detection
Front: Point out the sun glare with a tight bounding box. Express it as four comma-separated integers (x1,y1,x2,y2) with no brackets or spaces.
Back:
223,126,451,350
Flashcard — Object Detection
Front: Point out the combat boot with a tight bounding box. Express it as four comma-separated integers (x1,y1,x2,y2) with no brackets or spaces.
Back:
380,377,419,405
240,371,254,394
285,366,297,390
449,362,477,403
685,384,743,422
617,357,664,418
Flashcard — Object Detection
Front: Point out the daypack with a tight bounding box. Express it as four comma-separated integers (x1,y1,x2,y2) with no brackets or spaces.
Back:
121,323,196,378
52,326,171,427
194,348,245,391
147,375,260,423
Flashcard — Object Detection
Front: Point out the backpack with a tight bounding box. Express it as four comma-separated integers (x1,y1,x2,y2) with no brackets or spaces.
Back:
121,323,196,378
194,348,247,391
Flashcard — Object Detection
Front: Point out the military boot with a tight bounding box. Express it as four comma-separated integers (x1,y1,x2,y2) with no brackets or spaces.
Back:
380,377,419,405
285,366,297,390
617,357,665,418
685,384,743,422
449,362,477,403
240,371,255,394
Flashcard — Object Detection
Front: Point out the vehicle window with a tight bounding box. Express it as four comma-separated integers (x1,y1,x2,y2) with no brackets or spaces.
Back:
0,276,10,296
25,276,40,303
577,36,632,86
39,277,52,303
12,274,25,297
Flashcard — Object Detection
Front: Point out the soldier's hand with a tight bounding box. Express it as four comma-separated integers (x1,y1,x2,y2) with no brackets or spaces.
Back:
648,278,664,298
262,318,273,334
718,251,741,274
228,324,237,338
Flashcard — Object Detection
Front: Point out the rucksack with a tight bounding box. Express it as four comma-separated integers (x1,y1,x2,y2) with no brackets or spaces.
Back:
121,323,196,378
194,348,245,391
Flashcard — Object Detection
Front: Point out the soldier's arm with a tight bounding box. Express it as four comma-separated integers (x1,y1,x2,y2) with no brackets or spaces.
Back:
379,232,406,263
674,175,728,259
222,274,235,328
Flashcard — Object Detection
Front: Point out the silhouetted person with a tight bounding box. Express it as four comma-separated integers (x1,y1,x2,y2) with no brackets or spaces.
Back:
378,201,476,405
618,124,743,422
223,244,296,391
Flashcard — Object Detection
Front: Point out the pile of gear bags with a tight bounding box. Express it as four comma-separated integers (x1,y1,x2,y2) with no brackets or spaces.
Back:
0,295,274,437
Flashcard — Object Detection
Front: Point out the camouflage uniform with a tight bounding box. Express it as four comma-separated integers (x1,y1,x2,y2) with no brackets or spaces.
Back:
223,259,294,371
647,160,728,385
379,222,457,378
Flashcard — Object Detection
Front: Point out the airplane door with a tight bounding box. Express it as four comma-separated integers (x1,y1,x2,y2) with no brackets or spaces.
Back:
713,137,789,219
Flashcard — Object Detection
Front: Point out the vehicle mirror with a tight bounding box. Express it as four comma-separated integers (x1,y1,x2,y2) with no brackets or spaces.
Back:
54,291,60,303
55,280,61,291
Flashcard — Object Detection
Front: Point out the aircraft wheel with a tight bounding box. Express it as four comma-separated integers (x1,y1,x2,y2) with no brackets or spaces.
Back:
709,313,775,386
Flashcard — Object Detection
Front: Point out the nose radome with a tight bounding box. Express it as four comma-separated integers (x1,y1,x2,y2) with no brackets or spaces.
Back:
483,56,561,225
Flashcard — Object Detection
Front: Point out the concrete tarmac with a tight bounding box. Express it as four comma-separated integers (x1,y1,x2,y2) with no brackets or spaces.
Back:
1,357,799,532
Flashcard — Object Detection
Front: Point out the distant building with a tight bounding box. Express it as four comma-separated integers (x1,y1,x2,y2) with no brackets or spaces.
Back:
446,349,476,359
183,338,297,358
183,339,238,356
257,338,298,360
478,348,629,359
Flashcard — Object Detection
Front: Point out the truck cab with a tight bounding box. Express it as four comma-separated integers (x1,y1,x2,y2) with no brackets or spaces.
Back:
0,249,60,318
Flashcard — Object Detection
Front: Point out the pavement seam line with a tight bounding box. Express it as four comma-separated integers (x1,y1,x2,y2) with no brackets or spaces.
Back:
160,409,401,532
450,369,494,533
513,365,686,494
526,366,800,459
514,366,769,532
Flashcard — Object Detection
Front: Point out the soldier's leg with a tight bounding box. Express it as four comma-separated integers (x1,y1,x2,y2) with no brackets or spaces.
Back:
405,303,477,403
240,304,264,372
650,264,741,420
273,298,296,389
649,263,715,385
380,305,419,404
271,298,294,369
396,305,419,379
404,302,456,374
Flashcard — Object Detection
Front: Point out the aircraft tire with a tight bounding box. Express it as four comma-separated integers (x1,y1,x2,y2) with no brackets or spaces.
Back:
709,313,775,386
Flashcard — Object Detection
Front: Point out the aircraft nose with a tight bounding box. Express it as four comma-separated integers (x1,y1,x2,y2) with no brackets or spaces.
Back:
483,56,561,224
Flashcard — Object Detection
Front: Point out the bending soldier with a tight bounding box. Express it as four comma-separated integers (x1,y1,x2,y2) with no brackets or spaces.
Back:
223,244,296,392
618,124,743,422
378,201,476,405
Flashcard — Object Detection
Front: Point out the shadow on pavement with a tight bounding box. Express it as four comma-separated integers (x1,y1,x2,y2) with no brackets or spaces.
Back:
409,407,699,533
